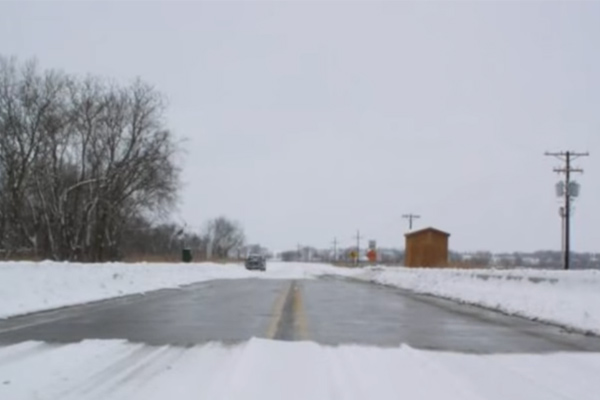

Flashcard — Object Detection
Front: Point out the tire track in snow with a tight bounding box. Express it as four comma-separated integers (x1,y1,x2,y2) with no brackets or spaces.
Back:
0,341,55,367
3,339,600,400
55,343,149,399
74,346,188,400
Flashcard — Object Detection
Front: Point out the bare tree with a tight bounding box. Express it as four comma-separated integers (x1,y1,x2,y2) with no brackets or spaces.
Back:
0,55,181,261
0,57,68,257
205,216,245,259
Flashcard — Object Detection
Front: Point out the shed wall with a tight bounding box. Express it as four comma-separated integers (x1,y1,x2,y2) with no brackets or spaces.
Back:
405,230,449,267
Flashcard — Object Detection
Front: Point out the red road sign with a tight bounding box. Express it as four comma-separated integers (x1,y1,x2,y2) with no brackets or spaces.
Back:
367,249,377,262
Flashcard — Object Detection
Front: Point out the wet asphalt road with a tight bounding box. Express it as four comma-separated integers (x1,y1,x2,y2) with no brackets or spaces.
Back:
2,277,600,353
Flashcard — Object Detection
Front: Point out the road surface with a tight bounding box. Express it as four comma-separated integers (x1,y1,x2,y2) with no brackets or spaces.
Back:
3,275,600,400
2,276,600,353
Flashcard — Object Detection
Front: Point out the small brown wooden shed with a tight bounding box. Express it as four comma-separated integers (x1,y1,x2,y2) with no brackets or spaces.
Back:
404,227,450,267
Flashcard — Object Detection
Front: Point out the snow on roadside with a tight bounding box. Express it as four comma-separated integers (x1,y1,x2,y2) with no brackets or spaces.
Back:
1,338,600,400
0,261,351,319
6,259,598,336
355,266,600,334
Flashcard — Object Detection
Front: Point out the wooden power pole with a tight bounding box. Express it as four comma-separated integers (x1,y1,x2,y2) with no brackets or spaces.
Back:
545,151,589,270
402,214,421,230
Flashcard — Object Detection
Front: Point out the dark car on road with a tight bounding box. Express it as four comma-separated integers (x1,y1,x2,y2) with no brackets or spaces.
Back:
245,254,266,271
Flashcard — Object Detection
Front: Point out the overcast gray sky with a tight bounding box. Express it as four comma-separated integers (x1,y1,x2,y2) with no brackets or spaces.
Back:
1,1,599,253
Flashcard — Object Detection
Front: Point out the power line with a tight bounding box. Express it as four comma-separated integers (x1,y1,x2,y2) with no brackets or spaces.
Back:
402,214,421,230
545,151,589,270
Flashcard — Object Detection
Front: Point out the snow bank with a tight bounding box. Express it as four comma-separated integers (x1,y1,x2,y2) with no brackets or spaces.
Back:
2,338,599,400
0,261,349,319
356,266,600,334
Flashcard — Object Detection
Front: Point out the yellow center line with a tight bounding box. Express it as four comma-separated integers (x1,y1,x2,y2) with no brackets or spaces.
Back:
266,282,293,339
292,284,310,341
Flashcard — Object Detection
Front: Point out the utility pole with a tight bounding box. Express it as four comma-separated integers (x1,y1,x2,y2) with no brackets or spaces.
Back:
354,230,362,266
545,151,589,270
559,206,566,264
331,237,338,262
402,214,421,230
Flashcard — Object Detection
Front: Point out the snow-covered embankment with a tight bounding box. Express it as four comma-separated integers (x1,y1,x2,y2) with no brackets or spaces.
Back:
357,266,600,334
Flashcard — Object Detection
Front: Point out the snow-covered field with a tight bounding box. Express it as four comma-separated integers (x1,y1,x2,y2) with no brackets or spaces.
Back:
0,261,351,319
355,266,600,335
1,338,599,400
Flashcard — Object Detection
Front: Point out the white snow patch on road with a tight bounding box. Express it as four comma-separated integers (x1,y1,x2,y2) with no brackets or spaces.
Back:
0,261,351,319
355,266,600,335
1,338,599,400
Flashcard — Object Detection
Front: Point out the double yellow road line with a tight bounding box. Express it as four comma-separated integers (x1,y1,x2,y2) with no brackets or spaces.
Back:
266,281,309,341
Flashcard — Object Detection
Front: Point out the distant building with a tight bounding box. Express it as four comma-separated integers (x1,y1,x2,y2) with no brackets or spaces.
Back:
404,227,450,267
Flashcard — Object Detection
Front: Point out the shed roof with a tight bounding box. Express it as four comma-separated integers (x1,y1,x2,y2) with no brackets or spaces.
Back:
405,227,450,238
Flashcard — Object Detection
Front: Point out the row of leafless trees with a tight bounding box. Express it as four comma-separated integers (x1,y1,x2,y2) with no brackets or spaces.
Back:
0,56,180,261
121,216,246,261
